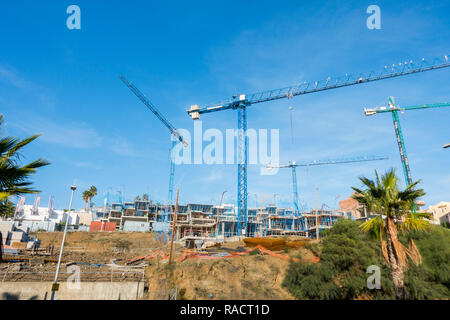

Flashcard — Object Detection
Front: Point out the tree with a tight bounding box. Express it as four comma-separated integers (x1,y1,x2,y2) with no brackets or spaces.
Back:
89,186,97,204
351,168,431,299
0,114,49,213
82,185,97,212
134,195,141,202
0,199,15,219
142,193,149,202
283,219,395,300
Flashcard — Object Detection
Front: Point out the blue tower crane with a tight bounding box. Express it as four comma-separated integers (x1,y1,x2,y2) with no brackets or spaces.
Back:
364,98,450,187
120,76,188,206
187,55,449,236
267,155,389,215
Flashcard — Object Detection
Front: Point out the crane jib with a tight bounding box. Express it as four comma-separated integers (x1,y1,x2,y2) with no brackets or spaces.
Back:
120,75,188,146
189,55,450,114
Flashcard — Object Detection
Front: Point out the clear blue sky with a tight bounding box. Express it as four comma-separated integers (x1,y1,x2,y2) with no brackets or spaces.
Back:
1,1,449,210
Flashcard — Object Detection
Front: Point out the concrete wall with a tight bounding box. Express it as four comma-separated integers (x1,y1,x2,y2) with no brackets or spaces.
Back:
0,281,144,300
122,221,150,232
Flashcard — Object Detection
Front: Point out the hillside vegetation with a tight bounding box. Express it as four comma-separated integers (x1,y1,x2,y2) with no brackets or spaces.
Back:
283,219,450,300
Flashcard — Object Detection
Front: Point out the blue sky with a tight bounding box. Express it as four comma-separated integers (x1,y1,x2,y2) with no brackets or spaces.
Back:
0,1,449,210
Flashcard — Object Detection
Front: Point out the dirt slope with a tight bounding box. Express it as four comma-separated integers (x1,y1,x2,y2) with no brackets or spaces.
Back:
33,231,317,299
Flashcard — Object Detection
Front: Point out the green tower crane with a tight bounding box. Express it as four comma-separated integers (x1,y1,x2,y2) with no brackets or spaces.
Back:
364,98,450,187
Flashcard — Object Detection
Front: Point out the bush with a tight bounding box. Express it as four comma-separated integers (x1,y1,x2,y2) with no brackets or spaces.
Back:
283,219,394,299
401,225,450,299
55,222,66,231
283,219,450,300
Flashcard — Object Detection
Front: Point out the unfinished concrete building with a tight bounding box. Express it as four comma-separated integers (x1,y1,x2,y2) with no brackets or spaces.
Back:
97,198,343,244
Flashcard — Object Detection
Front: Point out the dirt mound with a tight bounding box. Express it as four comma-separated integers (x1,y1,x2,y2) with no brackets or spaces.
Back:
144,245,317,300
35,231,162,254
32,231,318,300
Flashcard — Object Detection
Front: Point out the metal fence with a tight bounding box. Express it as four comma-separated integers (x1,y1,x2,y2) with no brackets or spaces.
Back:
147,285,178,300
0,264,145,283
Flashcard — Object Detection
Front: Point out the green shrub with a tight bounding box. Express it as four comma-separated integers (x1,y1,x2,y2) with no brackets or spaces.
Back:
284,219,449,300
401,225,450,298
283,219,394,299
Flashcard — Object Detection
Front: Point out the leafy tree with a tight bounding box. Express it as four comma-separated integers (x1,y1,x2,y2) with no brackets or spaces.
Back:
0,114,49,208
134,195,141,202
351,169,431,299
142,193,149,201
0,199,15,218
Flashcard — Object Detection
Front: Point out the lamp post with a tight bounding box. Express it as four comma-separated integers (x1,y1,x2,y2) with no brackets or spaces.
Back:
51,183,76,300
315,185,319,240
219,191,227,207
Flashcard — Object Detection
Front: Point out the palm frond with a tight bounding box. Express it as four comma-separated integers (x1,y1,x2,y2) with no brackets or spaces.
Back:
350,167,428,231
401,216,432,233
0,116,49,200
360,215,383,233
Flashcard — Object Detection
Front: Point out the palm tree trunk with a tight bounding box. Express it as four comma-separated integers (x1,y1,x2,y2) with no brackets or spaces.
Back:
384,216,407,299
0,232,3,262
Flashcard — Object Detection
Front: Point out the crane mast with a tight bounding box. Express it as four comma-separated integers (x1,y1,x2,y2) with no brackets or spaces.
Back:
364,97,450,187
390,99,412,186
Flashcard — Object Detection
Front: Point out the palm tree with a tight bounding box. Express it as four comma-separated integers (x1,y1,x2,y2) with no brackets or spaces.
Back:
82,190,91,211
82,186,97,212
351,168,431,299
89,186,97,201
0,114,49,209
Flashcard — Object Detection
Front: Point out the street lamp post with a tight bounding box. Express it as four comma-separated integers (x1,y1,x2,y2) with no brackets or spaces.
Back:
51,183,76,300
219,191,227,207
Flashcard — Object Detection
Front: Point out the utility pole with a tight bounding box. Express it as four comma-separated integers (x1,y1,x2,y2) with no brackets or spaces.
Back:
289,106,294,144
51,183,76,300
315,185,319,240
168,188,179,265
219,191,227,207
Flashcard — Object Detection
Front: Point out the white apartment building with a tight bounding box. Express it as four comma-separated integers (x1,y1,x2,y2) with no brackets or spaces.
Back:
15,204,79,225
426,201,450,224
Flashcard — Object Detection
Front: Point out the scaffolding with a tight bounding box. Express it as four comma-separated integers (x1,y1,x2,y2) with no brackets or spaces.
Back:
97,200,343,244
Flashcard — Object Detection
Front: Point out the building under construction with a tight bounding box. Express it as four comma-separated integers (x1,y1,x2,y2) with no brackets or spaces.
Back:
98,200,345,246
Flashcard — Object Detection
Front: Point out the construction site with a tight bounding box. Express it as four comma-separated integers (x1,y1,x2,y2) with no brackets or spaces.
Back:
1,51,449,300
0,2,449,304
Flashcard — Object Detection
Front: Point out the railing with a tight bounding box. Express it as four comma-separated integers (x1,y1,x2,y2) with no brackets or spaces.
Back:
0,264,145,283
